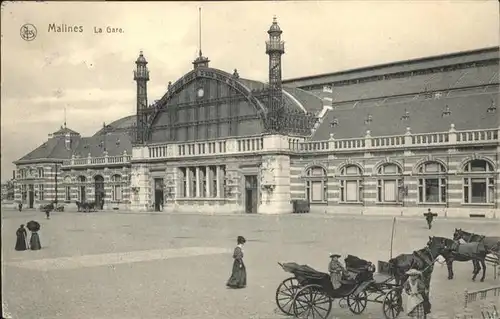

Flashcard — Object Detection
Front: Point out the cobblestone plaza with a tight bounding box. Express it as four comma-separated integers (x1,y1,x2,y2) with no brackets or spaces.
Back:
2,209,499,319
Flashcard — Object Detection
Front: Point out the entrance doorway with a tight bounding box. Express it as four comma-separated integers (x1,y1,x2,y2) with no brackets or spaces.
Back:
244,175,258,214
28,184,34,208
154,178,164,211
94,175,105,209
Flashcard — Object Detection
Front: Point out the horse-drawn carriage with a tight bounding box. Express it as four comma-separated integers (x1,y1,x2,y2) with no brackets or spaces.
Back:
39,202,64,213
275,255,403,319
75,201,97,213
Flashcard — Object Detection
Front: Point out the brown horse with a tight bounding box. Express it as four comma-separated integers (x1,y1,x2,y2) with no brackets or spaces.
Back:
388,237,442,287
430,236,488,282
453,228,500,255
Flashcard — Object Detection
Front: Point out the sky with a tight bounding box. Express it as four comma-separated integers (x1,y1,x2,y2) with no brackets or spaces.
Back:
1,0,499,182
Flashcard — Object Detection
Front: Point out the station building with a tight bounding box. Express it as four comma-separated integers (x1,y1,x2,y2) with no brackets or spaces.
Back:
13,18,500,218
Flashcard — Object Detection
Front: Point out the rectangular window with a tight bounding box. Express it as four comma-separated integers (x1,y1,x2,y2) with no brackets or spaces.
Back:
488,178,495,204
471,178,487,203
113,185,122,201
38,168,44,178
346,180,358,202
418,178,446,203
340,180,344,202
440,178,447,203
39,185,44,200
311,181,323,201
383,180,397,202
424,178,439,202
65,186,71,201
306,181,311,202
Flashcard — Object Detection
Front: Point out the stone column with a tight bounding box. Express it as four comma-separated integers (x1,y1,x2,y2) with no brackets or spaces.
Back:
196,167,201,197
130,164,150,212
216,166,221,198
207,166,213,197
186,167,191,198
258,135,292,214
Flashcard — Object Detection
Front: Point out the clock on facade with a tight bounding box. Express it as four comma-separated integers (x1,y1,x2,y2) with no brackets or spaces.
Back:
197,88,204,98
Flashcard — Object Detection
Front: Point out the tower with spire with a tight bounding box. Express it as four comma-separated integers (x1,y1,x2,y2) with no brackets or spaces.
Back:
134,51,150,143
265,16,285,132
193,8,210,69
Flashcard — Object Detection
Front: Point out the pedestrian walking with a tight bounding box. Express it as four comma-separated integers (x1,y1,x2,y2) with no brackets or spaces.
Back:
328,253,346,289
18,202,23,212
226,235,247,289
15,224,28,251
424,208,434,229
26,220,42,251
403,269,428,319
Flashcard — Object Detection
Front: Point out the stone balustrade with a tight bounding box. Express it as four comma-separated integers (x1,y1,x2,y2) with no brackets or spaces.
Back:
145,136,265,159
297,126,499,153
65,126,498,163
62,155,132,167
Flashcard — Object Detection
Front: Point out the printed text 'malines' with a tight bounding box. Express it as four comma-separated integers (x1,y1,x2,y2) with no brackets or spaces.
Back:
48,23,84,33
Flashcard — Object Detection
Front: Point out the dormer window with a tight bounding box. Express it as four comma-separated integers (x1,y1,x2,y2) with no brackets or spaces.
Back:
364,114,373,124
330,118,339,127
442,105,451,117
401,109,410,121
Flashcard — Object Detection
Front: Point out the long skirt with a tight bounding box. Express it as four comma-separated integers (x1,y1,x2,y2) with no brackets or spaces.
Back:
408,302,426,319
15,235,27,251
30,232,42,250
226,260,246,288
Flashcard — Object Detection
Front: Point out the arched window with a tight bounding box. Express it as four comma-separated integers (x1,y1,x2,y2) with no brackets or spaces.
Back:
463,159,495,204
417,161,447,203
305,166,328,203
376,164,402,203
63,176,72,201
339,165,363,203
111,174,123,201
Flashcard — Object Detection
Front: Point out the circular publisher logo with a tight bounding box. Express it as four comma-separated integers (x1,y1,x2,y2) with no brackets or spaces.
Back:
20,23,37,41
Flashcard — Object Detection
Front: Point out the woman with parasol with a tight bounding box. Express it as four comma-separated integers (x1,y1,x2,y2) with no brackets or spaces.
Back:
15,224,29,251
26,220,42,250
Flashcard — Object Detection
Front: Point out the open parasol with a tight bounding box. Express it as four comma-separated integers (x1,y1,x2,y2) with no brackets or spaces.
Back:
26,220,40,232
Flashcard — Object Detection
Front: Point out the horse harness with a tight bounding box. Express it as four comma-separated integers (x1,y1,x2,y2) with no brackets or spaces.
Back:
414,247,437,274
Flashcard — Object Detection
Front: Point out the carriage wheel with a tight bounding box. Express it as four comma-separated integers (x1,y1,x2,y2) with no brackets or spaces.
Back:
292,284,332,319
382,288,403,319
275,277,300,315
347,290,368,314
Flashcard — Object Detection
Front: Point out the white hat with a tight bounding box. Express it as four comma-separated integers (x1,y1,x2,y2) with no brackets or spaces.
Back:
406,269,421,276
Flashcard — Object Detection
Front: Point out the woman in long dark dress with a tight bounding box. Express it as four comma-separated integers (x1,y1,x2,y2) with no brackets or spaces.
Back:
15,225,28,251
226,236,247,289
29,230,42,250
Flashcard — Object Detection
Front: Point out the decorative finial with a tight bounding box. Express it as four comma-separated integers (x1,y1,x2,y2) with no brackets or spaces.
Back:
64,107,67,128
139,50,143,56
273,15,277,23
